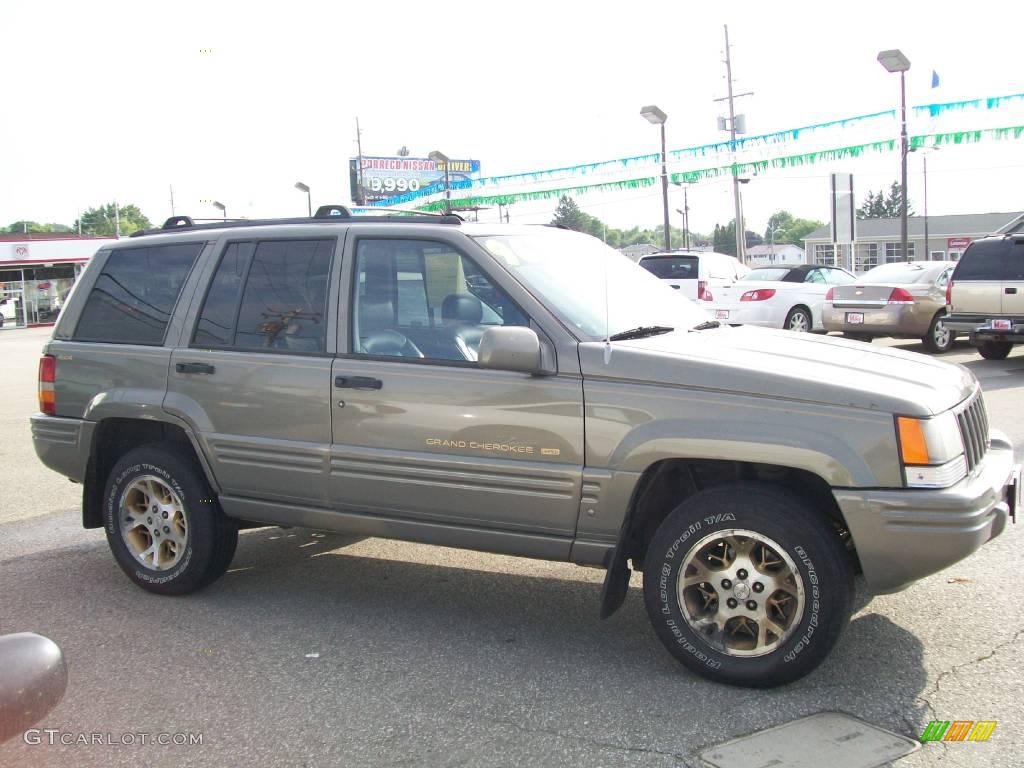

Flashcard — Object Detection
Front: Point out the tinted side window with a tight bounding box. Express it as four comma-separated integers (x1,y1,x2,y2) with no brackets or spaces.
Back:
1008,241,1024,281
194,242,255,346
639,256,698,280
953,240,1009,280
194,239,333,353
74,243,203,344
235,240,333,352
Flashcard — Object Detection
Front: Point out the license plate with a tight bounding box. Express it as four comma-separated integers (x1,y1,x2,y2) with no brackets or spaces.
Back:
846,312,865,325
715,310,730,320
991,319,1012,330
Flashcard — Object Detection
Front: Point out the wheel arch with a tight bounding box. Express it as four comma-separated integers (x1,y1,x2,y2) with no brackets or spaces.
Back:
82,417,218,529
599,457,859,619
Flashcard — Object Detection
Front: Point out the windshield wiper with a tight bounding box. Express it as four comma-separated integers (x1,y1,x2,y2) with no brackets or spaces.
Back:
608,325,674,341
690,320,721,331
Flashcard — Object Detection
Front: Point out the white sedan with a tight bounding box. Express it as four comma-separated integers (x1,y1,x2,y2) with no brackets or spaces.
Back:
706,264,857,332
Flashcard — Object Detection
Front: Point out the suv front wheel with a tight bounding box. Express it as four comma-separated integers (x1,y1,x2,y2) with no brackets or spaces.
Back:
103,446,238,595
642,483,853,687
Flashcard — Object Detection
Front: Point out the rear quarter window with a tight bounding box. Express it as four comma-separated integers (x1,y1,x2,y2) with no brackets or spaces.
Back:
953,240,1009,280
73,242,203,344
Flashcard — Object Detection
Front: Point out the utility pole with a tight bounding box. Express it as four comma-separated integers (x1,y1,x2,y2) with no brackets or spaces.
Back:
114,200,121,238
715,25,753,264
355,117,366,206
169,184,176,216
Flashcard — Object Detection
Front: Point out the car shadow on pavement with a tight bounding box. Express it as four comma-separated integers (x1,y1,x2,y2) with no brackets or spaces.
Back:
959,358,1024,393
1,524,933,766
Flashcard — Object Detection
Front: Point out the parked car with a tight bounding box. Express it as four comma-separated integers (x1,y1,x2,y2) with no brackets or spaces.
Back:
637,250,749,302
822,261,957,352
945,234,1024,359
707,264,857,332
31,209,1017,688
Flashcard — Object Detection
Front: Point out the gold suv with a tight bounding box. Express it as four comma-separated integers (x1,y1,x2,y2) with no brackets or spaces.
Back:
945,234,1024,359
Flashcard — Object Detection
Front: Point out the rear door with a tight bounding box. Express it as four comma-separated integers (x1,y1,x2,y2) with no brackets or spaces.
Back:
638,254,699,299
952,239,1009,314
164,236,340,508
1001,239,1024,316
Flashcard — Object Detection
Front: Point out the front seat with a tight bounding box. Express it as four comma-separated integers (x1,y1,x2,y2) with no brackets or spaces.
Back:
441,293,485,361
357,298,424,358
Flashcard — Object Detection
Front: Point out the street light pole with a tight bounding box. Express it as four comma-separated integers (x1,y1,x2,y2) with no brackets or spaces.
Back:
878,49,911,262
640,105,671,252
294,182,312,216
212,201,227,221
923,153,929,260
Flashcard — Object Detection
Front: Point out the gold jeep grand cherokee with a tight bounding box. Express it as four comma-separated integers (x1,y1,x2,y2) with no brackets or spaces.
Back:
31,207,1020,688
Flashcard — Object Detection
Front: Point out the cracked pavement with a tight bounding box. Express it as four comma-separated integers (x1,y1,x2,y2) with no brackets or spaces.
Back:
1,330,1022,767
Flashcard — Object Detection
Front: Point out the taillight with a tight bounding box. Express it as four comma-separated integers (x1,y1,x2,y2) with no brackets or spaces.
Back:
945,279,953,307
697,280,713,302
740,289,777,302
825,288,834,301
887,287,915,304
38,355,56,416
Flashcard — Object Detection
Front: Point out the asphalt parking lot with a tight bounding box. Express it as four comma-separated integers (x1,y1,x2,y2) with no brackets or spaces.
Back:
1,326,1021,767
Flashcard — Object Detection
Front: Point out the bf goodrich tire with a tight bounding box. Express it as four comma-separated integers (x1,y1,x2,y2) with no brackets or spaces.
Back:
103,446,238,595
642,483,854,687
977,340,1012,360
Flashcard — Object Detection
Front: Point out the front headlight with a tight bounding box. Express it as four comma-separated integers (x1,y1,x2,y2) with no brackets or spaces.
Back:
896,413,967,488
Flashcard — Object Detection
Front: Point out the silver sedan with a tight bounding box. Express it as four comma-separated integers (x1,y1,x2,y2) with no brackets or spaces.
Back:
822,261,958,352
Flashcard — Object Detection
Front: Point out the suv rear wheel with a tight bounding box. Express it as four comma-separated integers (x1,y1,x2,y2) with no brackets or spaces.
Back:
642,483,853,687
977,340,1013,360
103,446,238,595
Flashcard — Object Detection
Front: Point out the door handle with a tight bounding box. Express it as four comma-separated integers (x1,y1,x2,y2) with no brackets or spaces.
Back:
1005,287,1018,294
175,362,216,375
670,284,680,289
335,375,382,390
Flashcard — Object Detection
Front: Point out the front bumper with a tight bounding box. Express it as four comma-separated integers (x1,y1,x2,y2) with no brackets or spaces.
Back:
834,429,1016,594
30,414,92,483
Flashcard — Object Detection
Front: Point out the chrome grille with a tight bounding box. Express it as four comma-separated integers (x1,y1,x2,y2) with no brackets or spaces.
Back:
956,392,990,472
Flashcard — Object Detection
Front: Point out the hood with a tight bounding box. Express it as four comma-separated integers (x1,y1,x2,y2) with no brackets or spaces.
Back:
580,326,975,417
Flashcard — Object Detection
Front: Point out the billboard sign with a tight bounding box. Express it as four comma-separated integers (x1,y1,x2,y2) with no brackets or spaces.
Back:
830,173,855,244
349,156,481,205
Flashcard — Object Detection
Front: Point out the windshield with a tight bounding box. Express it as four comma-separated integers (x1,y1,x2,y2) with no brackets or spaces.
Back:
856,262,932,284
741,267,792,281
475,231,709,339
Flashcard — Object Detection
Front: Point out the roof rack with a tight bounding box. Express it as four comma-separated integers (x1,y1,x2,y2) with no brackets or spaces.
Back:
128,206,463,238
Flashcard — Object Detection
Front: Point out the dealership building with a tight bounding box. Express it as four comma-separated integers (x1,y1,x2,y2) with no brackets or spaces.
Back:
0,234,115,328
803,211,1024,273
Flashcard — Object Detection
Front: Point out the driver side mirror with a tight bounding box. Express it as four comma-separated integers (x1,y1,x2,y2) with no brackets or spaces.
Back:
478,327,548,374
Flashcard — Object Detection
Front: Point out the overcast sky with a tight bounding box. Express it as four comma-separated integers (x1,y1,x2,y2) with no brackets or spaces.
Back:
2,0,1023,237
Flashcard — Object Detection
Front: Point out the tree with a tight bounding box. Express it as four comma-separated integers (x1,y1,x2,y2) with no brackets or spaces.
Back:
765,210,825,246
4,221,72,234
712,221,763,255
857,183,914,219
550,195,589,232
75,203,152,237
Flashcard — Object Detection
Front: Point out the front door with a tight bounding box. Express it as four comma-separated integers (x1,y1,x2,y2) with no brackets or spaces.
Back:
165,237,338,507
329,236,584,537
